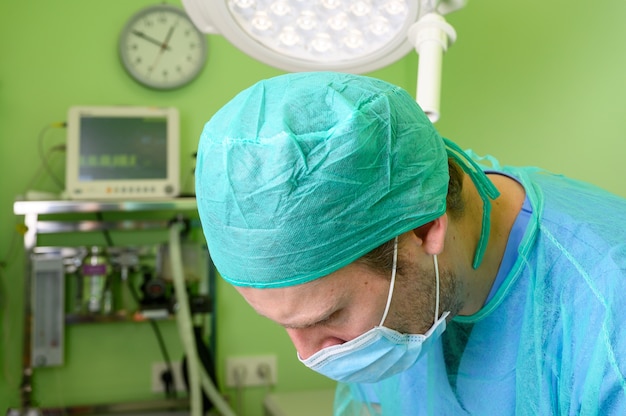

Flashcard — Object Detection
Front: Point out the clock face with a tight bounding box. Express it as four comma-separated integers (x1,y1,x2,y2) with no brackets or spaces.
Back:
119,5,207,90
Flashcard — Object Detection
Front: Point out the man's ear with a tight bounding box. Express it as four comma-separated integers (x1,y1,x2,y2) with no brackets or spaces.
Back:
412,214,448,255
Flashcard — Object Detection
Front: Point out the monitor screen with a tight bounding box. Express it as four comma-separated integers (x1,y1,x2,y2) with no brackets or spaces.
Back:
78,116,168,181
65,106,180,200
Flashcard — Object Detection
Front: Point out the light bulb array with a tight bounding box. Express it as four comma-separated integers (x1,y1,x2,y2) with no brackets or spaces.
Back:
228,0,410,63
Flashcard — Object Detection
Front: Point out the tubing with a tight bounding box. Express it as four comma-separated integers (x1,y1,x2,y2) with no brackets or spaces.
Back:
200,365,236,416
168,222,237,416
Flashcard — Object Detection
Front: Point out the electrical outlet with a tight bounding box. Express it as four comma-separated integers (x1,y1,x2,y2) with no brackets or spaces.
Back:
151,361,187,393
226,355,277,387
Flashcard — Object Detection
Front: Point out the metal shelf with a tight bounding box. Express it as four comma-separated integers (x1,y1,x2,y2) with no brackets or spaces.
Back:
12,197,202,411
14,198,198,250
14,197,197,215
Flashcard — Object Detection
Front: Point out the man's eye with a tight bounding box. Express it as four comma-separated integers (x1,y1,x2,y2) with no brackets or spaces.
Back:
318,310,341,326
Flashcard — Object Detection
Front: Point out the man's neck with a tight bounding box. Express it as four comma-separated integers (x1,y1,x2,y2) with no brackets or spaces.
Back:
454,173,526,316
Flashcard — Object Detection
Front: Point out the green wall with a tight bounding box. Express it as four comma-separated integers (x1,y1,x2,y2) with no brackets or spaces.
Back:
440,1,626,196
0,1,412,413
1,0,625,414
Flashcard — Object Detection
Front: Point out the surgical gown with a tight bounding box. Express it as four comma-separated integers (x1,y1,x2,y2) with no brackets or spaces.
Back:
334,164,626,415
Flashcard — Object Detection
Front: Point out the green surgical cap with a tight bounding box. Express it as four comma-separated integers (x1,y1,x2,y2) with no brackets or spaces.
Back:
196,72,457,288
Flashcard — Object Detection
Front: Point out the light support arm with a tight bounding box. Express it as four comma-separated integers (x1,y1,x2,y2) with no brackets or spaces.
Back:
407,13,457,123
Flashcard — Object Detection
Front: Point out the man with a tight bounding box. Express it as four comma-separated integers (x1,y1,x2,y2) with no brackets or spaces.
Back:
195,72,626,414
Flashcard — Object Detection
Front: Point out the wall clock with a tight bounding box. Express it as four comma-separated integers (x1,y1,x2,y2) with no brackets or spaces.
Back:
119,4,207,90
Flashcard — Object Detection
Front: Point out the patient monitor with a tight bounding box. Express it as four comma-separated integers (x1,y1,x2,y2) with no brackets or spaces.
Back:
65,106,180,200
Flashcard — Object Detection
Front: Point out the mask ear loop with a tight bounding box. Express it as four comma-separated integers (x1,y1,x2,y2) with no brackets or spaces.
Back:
433,254,440,323
379,236,398,327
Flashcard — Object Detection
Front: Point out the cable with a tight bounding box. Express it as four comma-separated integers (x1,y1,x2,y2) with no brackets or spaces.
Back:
149,319,176,397
22,144,66,197
0,241,20,389
181,325,217,412
37,122,66,191
96,216,177,399
181,165,196,197
95,212,114,247
127,273,177,398
0,221,34,391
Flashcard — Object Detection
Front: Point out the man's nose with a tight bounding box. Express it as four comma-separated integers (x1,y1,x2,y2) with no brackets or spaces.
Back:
286,327,345,360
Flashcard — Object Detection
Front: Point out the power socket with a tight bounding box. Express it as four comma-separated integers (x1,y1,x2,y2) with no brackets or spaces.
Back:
151,361,187,393
226,355,277,387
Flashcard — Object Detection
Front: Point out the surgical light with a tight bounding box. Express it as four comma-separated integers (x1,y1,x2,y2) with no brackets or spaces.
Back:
181,0,466,122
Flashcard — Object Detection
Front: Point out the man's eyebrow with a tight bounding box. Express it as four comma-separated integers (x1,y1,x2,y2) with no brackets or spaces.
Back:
276,307,339,330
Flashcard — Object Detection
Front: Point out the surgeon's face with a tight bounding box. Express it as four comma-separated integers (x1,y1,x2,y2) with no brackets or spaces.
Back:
236,262,390,359
235,250,454,360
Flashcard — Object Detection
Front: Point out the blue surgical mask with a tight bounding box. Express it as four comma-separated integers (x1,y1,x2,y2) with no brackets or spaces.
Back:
299,237,450,384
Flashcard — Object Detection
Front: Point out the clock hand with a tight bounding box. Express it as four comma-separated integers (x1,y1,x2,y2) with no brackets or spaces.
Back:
147,23,177,78
131,30,171,50
160,23,177,51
